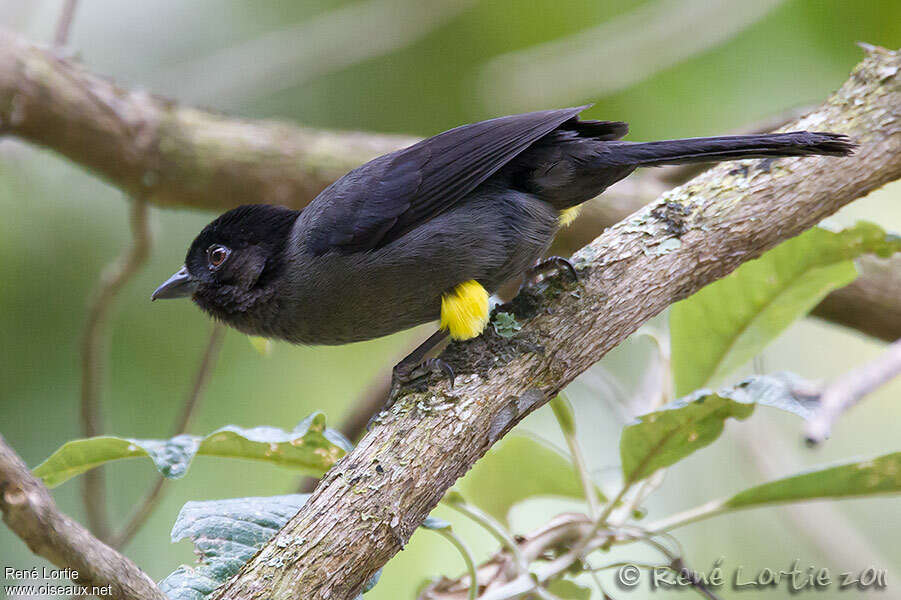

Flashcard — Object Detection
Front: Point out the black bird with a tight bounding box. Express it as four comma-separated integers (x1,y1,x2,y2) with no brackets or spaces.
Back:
152,106,853,378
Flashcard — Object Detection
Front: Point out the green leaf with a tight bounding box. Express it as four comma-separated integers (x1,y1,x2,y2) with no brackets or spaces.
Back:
34,413,352,487
492,311,522,338
546,579,592,600
671,222,901,396
455,435,603,524
725,452,901,509
159,494,309,600
621,374,817,483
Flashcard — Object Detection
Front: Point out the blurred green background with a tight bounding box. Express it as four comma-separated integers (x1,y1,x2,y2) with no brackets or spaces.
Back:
1,1,900,599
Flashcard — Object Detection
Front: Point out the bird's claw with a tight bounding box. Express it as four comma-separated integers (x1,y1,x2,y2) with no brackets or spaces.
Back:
418,358,456,388
520,256,578,291
390,357,455,398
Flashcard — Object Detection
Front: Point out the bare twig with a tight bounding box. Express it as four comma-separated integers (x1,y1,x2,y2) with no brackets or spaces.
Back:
511,481,632,599
805,337,901,444
171,323,226,435
666,558,725,600
420,514,594,600
53,0,79,49
445,501,527,572
108,323,225,549
0,435,166,600
107,477,167,552
643,500,729,534
79,198,151,541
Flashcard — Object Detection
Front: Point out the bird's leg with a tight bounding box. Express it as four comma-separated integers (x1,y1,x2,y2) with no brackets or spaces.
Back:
390,330,454,394
368,330,453,428
520,255,578,291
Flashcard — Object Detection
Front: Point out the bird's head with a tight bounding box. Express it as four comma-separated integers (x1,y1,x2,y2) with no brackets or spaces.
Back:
152,204,298,324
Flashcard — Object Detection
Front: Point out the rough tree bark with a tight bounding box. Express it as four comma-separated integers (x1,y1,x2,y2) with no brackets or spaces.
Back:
0,29,898,342
207,47,900,600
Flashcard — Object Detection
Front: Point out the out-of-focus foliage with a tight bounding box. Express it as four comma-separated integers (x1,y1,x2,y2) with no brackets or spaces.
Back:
454,434,598,524
620,374,816,483
2,2,901,600
724,452,901,509
671,222,901,395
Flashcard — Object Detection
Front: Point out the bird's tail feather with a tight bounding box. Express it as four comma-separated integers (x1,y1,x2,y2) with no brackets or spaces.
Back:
603,132,855,167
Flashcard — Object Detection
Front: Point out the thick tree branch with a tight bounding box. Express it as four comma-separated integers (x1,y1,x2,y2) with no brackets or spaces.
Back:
0,29,415,211
211,47,901,600
0,435,165,600
0,28,898,343
811,254,901,341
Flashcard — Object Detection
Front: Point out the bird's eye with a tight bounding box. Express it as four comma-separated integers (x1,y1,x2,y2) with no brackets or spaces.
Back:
207,245,231,269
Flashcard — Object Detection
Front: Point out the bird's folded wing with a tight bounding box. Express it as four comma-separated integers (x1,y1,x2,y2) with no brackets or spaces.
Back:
306,105,623,254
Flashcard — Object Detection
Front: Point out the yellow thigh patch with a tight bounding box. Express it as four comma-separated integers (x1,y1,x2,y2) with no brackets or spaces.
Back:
440,280,490,340
558,206,583,227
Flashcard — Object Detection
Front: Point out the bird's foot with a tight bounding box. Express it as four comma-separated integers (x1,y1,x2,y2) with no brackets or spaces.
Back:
367,357,455,430
520,256,578,291
391,357,455,397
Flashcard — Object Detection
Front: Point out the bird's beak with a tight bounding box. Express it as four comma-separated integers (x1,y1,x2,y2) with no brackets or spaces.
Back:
151,266,198,301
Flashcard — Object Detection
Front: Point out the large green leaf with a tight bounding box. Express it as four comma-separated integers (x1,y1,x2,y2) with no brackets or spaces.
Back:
671,222,901,396
455,435,602,523
33,413,352,487
160,494,310,600
725,452,901,509
621,374,816,483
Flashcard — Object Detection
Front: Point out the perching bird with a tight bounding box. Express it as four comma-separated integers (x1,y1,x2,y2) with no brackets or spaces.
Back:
152,106,853,377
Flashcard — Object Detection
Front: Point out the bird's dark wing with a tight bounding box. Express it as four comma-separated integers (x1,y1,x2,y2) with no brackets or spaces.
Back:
306,106,627,254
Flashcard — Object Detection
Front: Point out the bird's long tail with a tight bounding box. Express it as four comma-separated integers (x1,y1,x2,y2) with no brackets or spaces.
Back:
603,132,855,167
